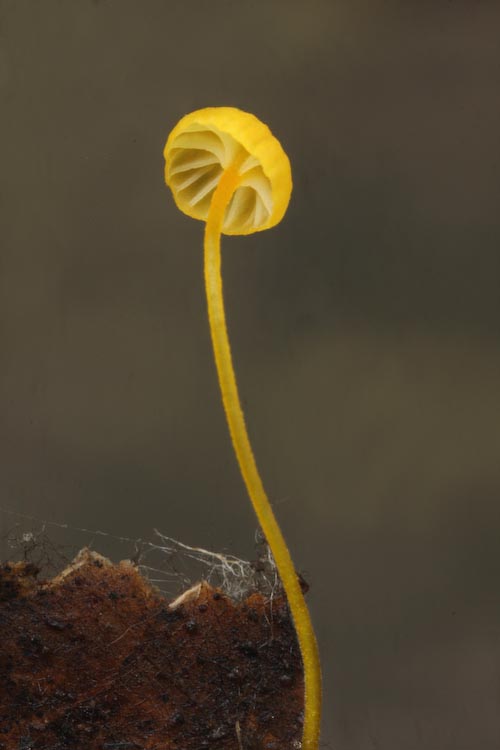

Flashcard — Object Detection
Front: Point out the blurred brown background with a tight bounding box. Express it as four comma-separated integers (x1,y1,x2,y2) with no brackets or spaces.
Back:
1,1,500,747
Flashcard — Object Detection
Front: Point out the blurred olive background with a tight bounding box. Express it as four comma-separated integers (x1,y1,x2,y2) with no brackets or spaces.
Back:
2,1,500,747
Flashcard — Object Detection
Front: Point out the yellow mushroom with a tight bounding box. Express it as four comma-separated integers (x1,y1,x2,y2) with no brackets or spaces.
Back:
164,106,322,750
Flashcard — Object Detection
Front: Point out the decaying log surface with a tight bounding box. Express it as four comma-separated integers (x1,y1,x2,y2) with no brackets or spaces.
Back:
0,549,303,749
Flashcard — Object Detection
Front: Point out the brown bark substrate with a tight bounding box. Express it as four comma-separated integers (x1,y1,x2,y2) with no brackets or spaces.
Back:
0,549,303,749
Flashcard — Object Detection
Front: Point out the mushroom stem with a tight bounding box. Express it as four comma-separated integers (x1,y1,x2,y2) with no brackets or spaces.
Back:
204,161,322,750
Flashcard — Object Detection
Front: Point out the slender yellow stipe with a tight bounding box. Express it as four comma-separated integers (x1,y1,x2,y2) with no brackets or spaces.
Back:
164,107,322,750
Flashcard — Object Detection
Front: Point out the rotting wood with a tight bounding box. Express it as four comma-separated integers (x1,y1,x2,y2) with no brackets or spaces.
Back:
0,548,303,749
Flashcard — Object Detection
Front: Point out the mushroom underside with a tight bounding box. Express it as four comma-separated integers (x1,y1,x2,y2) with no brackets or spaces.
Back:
167,126,273,232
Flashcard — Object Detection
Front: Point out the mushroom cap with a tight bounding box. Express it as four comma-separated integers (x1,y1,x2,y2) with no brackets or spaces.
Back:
164,107,292,236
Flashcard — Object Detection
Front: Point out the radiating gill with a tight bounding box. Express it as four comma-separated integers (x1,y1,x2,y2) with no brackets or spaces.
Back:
173,164,216,192
172,130,226,164
186,169,222,207
252,195,268,227
224,187,263,231
239,169,273,216
169,149,219,176
239,154,260,174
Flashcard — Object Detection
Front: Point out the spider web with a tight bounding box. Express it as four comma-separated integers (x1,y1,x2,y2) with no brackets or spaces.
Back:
0,505,280,601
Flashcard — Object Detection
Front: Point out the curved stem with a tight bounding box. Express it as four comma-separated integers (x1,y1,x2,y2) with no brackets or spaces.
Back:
203,161,322,750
